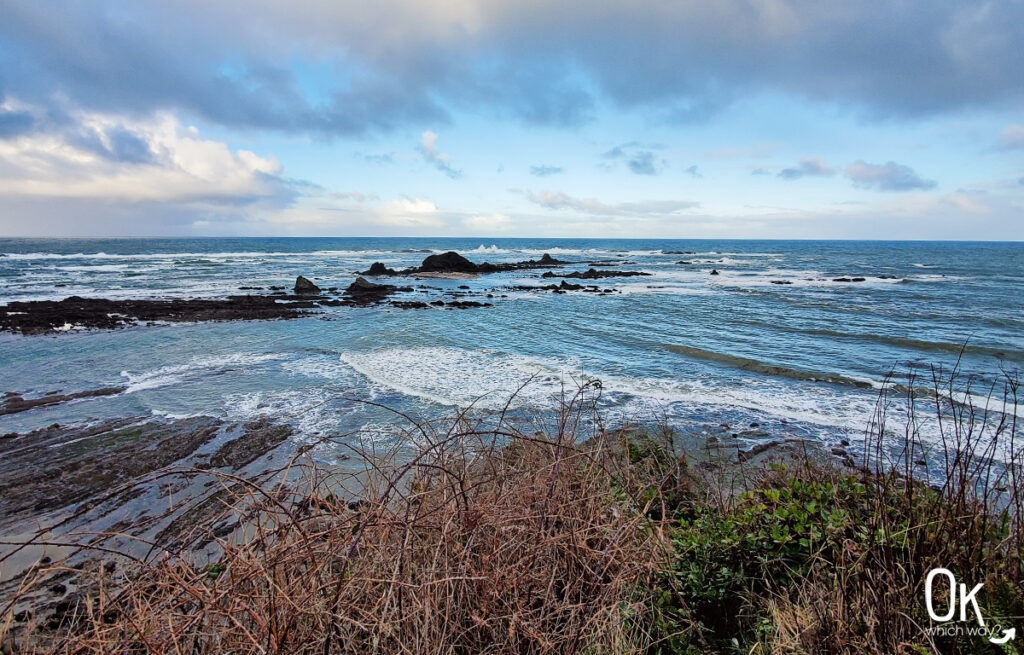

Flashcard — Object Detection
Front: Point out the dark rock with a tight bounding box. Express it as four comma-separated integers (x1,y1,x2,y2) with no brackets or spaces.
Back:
0,295,309,335
49,583,67,595
710,269,720,275
389,301,429,309
360,262,398,276
419,251,478,273
832,277,866,283
738,441,781,462
1,386,124,417
294,276,320,294
48,593,85,628
458,285,470,289
445,301,492,309
543,268,650,280
770,280,792,285
342,277,411,305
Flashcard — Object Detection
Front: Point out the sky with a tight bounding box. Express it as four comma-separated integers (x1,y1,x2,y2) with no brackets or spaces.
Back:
0,0,1022,240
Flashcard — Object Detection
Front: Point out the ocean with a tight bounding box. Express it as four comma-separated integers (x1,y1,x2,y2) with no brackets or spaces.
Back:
1,237,1021,463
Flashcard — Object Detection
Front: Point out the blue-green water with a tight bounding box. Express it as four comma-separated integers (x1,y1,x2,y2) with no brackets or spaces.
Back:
1,238,1021,459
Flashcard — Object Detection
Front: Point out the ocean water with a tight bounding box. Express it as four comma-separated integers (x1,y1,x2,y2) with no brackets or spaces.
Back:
1,237,1021,461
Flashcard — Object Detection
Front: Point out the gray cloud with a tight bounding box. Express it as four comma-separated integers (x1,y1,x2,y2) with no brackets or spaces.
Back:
627,151,659,175
844,160,937,192
0,108,35,138
602,142,666,175
684,165,703,179
529,165,564,177
0,103,158,164
778,157,835,180
1,1,1023,140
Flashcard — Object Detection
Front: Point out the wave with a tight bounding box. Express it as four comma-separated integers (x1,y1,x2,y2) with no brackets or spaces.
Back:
1,249,401,261
337,346,881,431
121,352,287,393
800,329,1024,361
665,344,878,388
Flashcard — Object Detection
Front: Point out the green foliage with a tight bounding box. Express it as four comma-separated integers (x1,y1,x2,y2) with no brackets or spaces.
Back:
647,466,1024,654
206,562,226,580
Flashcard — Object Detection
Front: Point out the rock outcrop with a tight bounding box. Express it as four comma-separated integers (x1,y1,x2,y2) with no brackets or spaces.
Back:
343,277,412,305
541,268,650,280
294,276,321,294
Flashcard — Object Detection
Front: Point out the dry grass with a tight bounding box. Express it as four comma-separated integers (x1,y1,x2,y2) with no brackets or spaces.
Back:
3,365,1022,655
3,385,684,654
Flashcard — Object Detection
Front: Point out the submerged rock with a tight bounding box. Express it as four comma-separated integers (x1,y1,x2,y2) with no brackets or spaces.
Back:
1,387,124,416
542,268,650,280
0,295,310,335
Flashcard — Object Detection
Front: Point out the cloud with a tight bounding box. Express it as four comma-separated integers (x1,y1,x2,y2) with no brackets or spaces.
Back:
601,142,666,175
777,157,835,180
684,165,703,178
627,151,660,175
844,160,937,192
522,189,697,216
529,165,563,177
377,196,444,227
0,1,1022,140
1000,124,1024,149
462,213,512,232
0,107,292,207
418,130,461,179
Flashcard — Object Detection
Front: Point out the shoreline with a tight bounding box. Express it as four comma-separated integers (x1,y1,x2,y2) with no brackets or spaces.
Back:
1,397,1018,654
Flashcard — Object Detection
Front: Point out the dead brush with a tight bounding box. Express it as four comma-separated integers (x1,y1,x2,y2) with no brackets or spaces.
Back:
7,382,683,654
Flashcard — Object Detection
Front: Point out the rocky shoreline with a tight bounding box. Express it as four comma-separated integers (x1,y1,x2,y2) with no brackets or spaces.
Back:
0,407,859,638
1,251,653,335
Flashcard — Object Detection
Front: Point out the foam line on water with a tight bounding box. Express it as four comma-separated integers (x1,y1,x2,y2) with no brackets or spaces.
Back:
338,346,882,431
121,352,287,393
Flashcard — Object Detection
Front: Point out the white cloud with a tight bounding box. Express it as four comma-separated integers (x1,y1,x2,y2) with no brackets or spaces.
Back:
777,157,834,179
522,189,698,216
462,213,511,232
418,130,461,178
0,109,287,206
